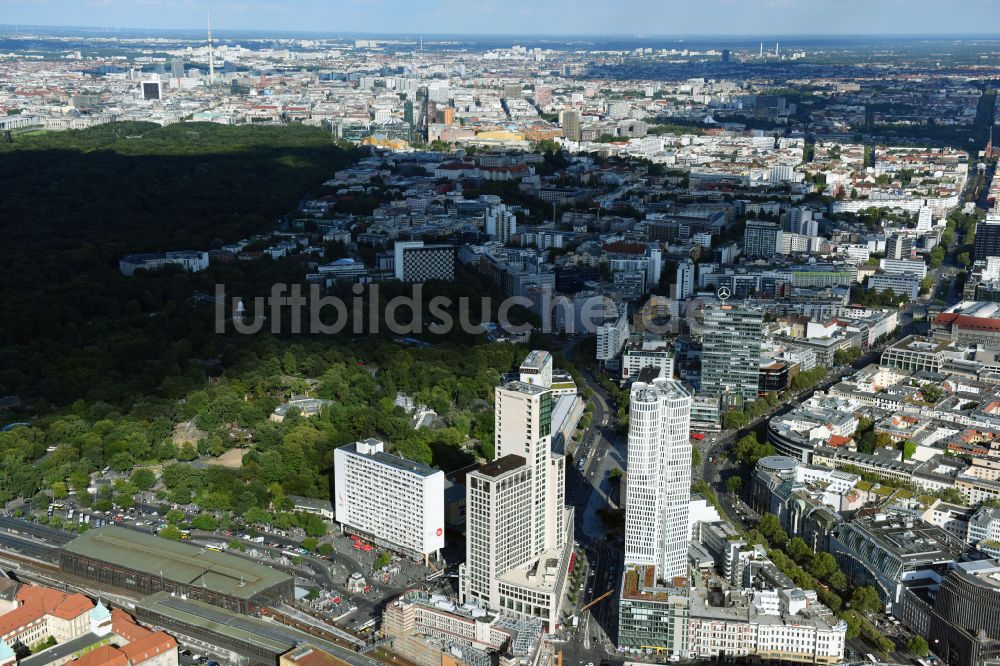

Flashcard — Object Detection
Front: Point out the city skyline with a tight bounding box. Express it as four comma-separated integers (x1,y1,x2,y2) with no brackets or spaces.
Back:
1,0,999,36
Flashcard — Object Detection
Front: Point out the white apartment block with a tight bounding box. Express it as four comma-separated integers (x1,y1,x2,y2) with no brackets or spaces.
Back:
596,302,630,362
879,258,928,279
624,378,692,581
621,337,674,384
333,438,445,563
868,273,920,300
676,260,695,300
485,203,517,243
968,506,1000,550
119,251,209,276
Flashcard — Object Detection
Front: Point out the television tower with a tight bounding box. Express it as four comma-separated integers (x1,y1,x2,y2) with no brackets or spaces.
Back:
759,41,764,58
207,13,215,84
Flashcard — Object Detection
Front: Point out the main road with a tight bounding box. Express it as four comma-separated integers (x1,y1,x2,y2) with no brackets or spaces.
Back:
558,339,629,661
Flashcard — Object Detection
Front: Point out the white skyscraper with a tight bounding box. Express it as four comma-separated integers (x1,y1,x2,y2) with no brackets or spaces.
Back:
917,206,934,232
624,378,692,581
460,354,573,629
676,260,695,300
485,203,517,243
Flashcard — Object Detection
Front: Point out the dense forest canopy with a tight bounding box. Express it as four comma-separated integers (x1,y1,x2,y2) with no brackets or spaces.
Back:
0,123,560,521
0,122,354,401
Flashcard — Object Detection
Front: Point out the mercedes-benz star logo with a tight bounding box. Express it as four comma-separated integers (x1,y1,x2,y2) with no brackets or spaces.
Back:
717,286,732,302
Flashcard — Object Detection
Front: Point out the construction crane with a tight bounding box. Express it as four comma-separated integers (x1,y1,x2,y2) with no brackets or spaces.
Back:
579,589,612,613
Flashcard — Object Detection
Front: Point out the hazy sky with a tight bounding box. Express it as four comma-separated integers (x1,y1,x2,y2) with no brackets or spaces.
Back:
1,0,998,35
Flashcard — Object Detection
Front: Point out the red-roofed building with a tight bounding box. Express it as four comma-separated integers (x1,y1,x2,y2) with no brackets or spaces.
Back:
119,631,178,666
827,435,853,448
933,308,1000,348
0,585,94,647
110,609,151,643
73,645,129,666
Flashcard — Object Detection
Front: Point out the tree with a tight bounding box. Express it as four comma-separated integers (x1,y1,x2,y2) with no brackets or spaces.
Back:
691,447,701,467
726,477,743,495
302,537,318,552
919,275,935,296
758,514,789,548
165,509,185,525
130,468,156,491
722,410,749,430
733,434,774,467
51,481,69,500
302,514,328,537
929,245,945,268
828,570,849,592
317,543,333,556
834,346,862,366
901,440,917,461
908,635,929,657
843,610,862,639
243,506,271,525
374,552,392,570
159,525,183,540
850,586,883,615
787,537,813,564
809,552,839,580
936,487,965,505
191,514,218,531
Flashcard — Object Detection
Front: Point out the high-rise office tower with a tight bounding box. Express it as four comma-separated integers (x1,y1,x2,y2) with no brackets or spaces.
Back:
700,303,764,402
559,109,581,142
170,58,184,78
460,360,572,629
975,215,1000,260
743,220,782,258
623,378,692,581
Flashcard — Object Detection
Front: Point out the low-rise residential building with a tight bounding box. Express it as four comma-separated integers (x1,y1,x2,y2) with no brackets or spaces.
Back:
119,251,209,276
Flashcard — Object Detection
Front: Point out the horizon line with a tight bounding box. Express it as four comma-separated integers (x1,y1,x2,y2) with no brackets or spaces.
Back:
2,23,1000,40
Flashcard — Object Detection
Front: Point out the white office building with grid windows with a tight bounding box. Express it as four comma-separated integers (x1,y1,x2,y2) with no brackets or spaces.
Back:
333,438,445,564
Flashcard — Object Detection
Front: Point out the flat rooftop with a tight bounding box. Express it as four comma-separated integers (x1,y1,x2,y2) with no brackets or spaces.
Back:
475,454,527,478
519,350,551,370
500,381,549,396
842,517,967,563
341,441,440,478
497,544,569,594
138,592,374,666
621,565,688,603
952,559,1000,590
62,526,291,599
